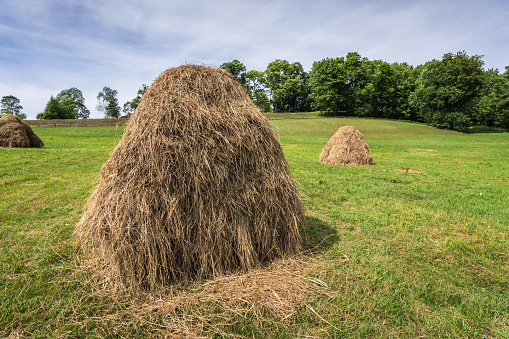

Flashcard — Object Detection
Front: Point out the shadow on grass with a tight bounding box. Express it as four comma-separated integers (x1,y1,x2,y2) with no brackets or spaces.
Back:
301,216,339,255
466,126,508,134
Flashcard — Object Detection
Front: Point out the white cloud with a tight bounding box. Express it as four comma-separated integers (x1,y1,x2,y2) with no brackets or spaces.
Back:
1,0,508,119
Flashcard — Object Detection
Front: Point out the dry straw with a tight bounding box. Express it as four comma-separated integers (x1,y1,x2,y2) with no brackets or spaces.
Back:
319,125,372,166
75,65,304,290
0,114,44,148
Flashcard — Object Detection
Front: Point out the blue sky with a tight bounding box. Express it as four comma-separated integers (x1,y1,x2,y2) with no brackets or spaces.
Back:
1,0,508,119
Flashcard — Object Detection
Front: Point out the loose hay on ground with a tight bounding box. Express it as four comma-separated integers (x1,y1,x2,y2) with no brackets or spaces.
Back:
83,259,317,338
75,65,304,290
319,125,372,166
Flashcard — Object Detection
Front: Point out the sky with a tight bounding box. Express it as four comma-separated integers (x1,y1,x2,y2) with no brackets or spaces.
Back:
1,0,508,119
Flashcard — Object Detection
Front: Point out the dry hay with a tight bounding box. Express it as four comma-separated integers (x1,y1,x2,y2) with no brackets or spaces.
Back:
67,258,331,338
395,168,424,174
130,260,311,337
319,125,372,166
75,64,304,290
0,114,44,148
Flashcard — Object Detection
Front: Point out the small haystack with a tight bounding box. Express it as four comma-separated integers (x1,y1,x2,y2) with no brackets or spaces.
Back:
0,114,43,148
75,65,304,289
319,126,372,165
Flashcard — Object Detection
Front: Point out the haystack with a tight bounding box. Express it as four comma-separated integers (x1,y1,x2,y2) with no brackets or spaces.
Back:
0,114,43,148
319,126,372,165
75,65,304,289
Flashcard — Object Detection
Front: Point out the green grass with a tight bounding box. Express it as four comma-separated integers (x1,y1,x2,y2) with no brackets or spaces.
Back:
1,118,508,338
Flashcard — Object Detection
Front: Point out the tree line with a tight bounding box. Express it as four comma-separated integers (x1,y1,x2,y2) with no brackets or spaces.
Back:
0,85,148,121
221,51,509,131
1,51,507,131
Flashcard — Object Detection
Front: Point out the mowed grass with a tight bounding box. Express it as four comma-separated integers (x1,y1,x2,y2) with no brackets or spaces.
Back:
1,118,508,338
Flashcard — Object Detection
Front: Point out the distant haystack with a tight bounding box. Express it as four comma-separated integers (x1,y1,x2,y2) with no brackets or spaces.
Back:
75,65,304,289
319,126,372,165
0,114,44,148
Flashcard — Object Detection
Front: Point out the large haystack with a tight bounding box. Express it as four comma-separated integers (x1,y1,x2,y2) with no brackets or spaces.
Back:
75,65,304,289
319,126,372,165
0,114,43,148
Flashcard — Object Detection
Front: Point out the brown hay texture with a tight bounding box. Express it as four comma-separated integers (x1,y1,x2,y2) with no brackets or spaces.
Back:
319,126,372,166
75,65,304,289
395,168,424,174
0,114,44,148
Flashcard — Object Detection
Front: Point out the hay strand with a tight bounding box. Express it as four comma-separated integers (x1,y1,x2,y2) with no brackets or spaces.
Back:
75,65,304,290
319,126,372,165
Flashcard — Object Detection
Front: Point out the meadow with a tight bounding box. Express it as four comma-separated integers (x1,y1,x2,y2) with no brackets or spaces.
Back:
1,117,508,338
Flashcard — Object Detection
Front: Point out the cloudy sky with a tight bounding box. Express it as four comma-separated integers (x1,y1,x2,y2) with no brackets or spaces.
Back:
1,0,508,119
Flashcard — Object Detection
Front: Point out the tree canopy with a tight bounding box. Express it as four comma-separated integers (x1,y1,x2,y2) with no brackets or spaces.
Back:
220,60,247,85
410,51,485,131
37,88,90,120
123,84,148,118
1,95,25,119
56,87,90,119
97,87,121,118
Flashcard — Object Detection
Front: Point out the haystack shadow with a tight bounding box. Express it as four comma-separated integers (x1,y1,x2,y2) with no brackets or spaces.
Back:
301,216,338,255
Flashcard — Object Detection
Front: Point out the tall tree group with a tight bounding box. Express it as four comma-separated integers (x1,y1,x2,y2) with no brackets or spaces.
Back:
221,51,509,131
37,88,90,120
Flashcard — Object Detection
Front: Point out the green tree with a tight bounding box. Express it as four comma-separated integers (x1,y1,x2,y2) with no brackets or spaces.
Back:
220,60,247,85
343,52,367,115
97,87,121,118
477,67,509,128
281,62,310,112
357,60,398,118
390,62,417,120
410,51,485,131
37,96,66,120
123,84,148,118
245,70,270,112
264,60,309,113
308,57,350,115
1,95,25,119
56,87,90,119
308,53,368,116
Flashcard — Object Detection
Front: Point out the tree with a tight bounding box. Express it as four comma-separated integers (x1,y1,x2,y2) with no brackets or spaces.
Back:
56,87,90,119
357,60,399,118
97,87,121,118
220,60,247,85
37,96,66,120
1,95,25,119
308,57,349,115
264,60,309,113
245,70,270,112
477,67,509,128
308,53,368,116
410,51,485,131
390,62,417,120
122,84,148,118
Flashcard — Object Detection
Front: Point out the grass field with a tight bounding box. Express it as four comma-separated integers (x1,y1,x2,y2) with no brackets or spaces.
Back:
1,117,508,338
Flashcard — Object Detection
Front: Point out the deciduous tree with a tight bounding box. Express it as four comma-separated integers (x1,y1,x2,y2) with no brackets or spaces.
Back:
123,84,148,117
308,57,349,115
265,60,309,113
410,51,485,131
1,95,25,119
56,87,90,119
220,60,247,85
245,70,270,112
477,67,509,128
97,87,121,118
